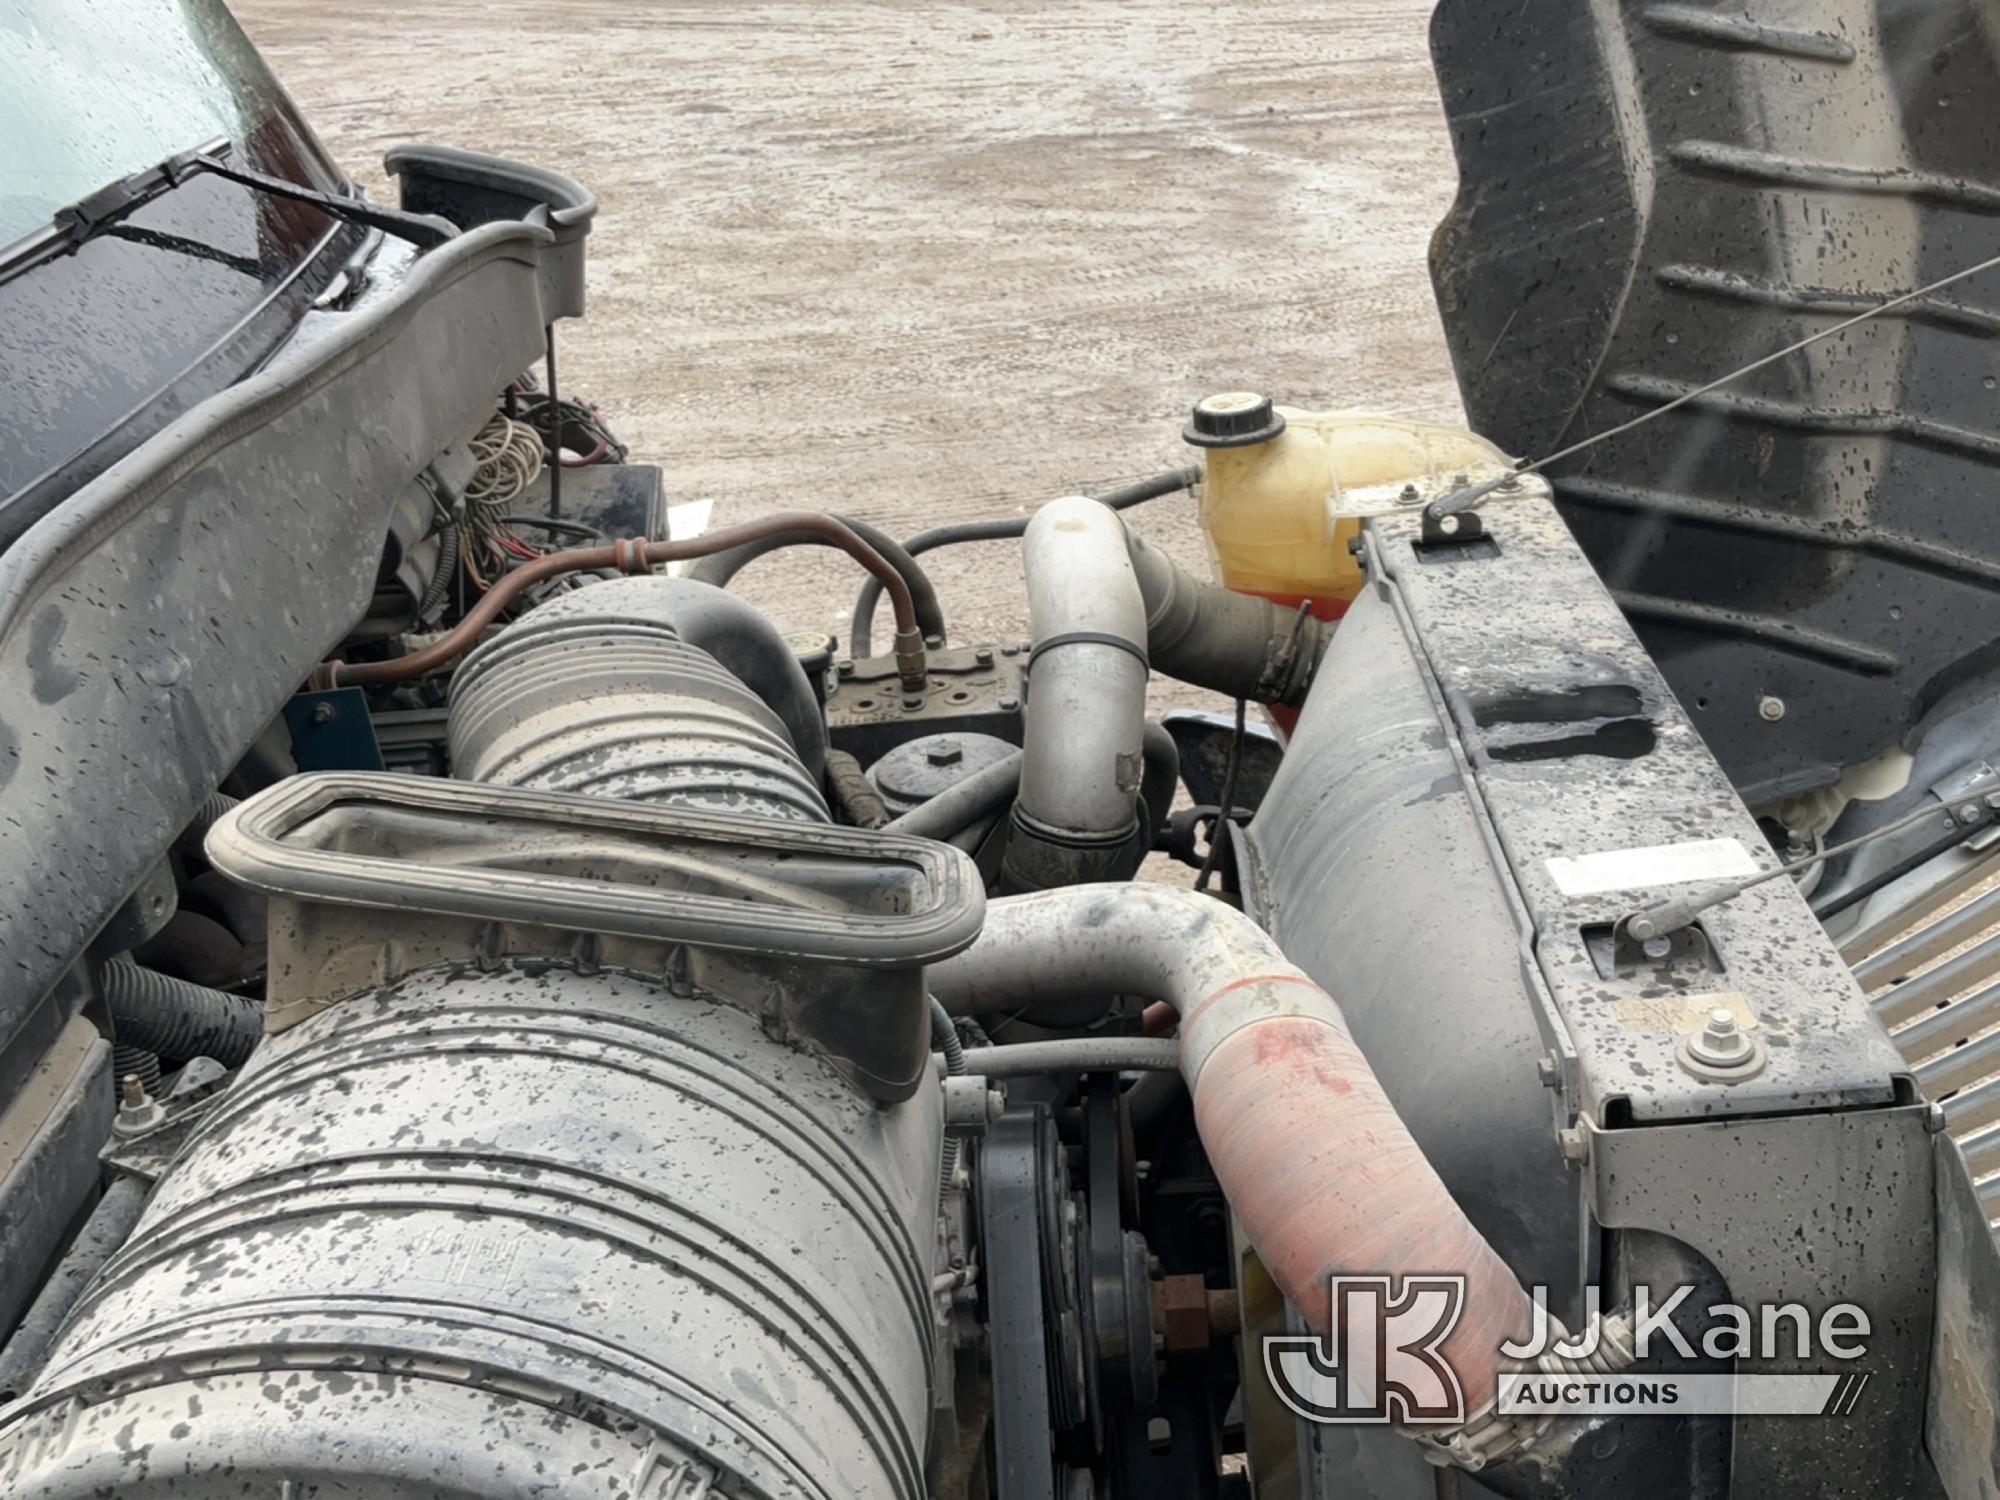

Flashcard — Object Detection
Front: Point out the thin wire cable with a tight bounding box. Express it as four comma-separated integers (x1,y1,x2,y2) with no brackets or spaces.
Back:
1194,696,1248,893
1432,247,2000,518
1625,787,2000,937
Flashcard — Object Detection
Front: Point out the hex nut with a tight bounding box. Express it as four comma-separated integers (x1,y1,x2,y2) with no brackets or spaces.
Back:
1154,1274,1213,1354
1677,1007,1766,1081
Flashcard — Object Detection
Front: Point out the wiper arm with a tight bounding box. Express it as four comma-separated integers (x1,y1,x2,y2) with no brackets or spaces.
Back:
191,151,455,251
10,138,455,286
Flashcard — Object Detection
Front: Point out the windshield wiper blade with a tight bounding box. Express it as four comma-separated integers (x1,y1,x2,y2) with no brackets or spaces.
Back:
48,142,222,250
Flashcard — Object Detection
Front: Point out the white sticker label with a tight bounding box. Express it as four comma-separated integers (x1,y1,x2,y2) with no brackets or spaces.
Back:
1545,838,1760,897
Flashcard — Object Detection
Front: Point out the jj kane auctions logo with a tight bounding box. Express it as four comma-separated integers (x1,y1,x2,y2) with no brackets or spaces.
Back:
1264,1277,1873,1424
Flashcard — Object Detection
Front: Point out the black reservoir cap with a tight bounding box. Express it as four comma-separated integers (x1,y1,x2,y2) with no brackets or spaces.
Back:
1184,391,1286,449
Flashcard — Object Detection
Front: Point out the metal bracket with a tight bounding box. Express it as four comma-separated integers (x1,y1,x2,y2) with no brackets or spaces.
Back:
1421,502,1487,547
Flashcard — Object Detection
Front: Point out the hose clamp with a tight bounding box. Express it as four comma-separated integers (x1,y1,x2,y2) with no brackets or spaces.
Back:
1409,1311,1633,1472
1410,1403,1549,1472
1025,630,1149,673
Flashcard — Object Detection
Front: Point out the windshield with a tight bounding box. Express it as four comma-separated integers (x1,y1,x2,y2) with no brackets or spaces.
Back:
0,0,335,245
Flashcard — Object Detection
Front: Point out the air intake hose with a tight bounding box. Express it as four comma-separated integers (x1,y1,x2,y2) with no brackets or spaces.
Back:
927,883,1537,1429
0,580,952,1498
449,575,829,819
97,958,263,1067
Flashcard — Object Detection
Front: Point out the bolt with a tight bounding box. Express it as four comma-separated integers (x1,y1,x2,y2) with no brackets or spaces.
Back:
1398,483,1421,505
310,701,336,726
1498,475,1522,491
926,743,965,768
901,695,924,712
1452,473,1469,488
1000,644,1018,657
999,694,1020,712
1758,695,1786,722
113,1074,164,1139
1535,1053,1560,1089
1961,805,1984,825
1926,1102,1950,1135
1686,1007,1756,1069
974,646,994,665
1987,791,2000,811
836,659,854,677
1557,1126,1589,1163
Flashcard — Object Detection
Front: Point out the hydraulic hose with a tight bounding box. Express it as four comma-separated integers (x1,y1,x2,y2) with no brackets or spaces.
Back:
99,958,263,1067
925,884,1537,1427
882,749,1023,842
319,512,928,690
849,466,1200,656
1139,720,1180,842
826,749,892,829
954,1036,1180,1078
685,514,947,645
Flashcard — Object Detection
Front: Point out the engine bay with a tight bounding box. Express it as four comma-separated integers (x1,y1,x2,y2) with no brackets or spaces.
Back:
3,19,2000,1494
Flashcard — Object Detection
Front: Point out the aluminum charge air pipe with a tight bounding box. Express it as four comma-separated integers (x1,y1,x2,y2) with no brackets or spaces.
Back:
926,883,1537,1428
1002,497,1153,891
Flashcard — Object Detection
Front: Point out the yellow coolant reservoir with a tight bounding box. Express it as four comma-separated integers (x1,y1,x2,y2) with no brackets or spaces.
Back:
1185,392,1514,621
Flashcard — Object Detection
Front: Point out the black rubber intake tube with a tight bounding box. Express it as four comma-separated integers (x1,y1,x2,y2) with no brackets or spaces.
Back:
1124,528,1322,707
99,959,263,1067
684,513,947,644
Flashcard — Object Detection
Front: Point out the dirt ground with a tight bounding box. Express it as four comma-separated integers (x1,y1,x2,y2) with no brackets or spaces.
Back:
234,0,1465,716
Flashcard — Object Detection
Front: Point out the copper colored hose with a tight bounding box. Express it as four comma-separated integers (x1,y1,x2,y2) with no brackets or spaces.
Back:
319,512,928,689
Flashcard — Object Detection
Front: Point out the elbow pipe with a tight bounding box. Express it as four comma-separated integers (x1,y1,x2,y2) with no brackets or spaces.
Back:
1003,495,1314,890
1123,528,1323,707
1002,498,1154,892
685,513,947,645
848,465,1200,656
99,959,264,1068
926,884,1536,1424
